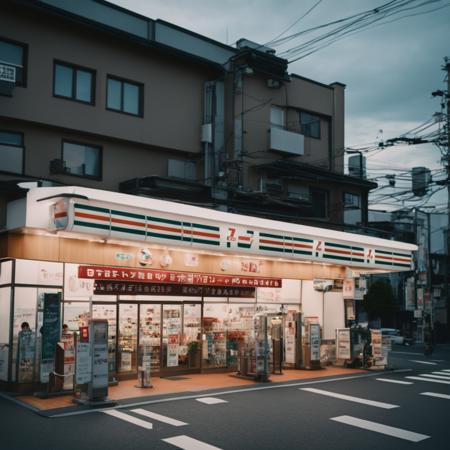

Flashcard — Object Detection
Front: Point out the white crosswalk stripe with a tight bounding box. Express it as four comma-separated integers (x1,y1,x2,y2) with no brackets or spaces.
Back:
103,410,153,430
431,371,450,376
408,360,437,365
406,376,450,385
300,388,398,409
441,369,450,372
331,416,430,442
131,408,187,426
419,373,450,380
163,435,222,450
420,392,450,400
376,378,412,385
196,397,228,405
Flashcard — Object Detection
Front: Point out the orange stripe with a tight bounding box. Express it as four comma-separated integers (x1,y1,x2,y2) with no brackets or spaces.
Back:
55,212,67,218
325,247,352,256
260,239,284,246
285,242,313,249
148,223,218,239
111,216,145,227
75,211,109,222
238,236,251,241
352,252,364,257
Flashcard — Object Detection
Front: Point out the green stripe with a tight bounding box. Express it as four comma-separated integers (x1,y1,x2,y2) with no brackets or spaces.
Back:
111,209,145,220
352,246,364,251
376,250,392,255
260,232,283,240
325,242,352,250
192,223,220,231
148,215,182,226
75,203,109,214
392,263,411,268
375,260,393,266
148,232,183,241
182,222,192,227
293,249,313,256
192,238,220,246
260,245,283,253
74,220,110,231
392,252,411,258
352,258,365,263
323,254,353,262
293,237,314,243
111,225,145,236
238,243,252,248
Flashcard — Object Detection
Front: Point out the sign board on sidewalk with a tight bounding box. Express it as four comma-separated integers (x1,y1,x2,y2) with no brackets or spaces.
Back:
371,329,382,358
89,320,109,400
310,324,321,361
75,341,91,385
336,328,351,360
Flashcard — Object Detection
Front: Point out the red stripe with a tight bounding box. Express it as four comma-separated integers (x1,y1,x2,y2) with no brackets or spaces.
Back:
55,212,67,218
352,252,364,257
238,236,251,241
324,247,352,256
260,239,283,246
75,211,109,222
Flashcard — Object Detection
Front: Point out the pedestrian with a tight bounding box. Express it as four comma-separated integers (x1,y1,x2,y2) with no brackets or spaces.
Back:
62,323,70,335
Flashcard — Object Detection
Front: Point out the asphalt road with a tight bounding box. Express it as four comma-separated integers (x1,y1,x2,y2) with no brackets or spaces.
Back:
1,344,449,450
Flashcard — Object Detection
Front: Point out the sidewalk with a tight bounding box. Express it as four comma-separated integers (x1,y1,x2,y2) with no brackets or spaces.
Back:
15,366,365,413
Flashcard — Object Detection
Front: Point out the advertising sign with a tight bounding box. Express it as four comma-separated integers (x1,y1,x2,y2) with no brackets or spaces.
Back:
167,333,179,367
40,293,61,383
91,321,108,391
342,279,355,299
79,266,282,288
371,329,382,358
75,342,91,384
336,328,351,360
17,329,35,383
310,324,321,361
61,332,75,390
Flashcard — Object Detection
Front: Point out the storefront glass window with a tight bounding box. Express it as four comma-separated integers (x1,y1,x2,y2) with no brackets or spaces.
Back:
118,303,138,374
227,304,255,369
63,301,90,331
182,304,201,369
0,260,13,285
202,303,227,369
0,287,11,381
162,305,182,369
139,304,161,374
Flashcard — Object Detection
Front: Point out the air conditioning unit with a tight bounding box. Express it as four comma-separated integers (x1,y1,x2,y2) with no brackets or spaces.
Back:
201,123,213,143
49,159,66,174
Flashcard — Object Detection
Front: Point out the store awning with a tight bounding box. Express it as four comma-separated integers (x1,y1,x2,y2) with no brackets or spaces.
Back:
9,186,417,273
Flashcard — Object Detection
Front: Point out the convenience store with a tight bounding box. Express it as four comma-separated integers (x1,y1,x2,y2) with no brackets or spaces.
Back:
0,186,416,388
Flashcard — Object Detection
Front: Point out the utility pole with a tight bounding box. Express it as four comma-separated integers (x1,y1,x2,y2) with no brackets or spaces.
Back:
445,58,450,332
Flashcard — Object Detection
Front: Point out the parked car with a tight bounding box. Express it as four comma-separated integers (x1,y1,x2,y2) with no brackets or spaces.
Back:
380,328,406,345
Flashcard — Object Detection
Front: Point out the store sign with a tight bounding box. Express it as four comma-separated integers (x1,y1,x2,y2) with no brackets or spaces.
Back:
310,324,321,361
79,266,282,288
56,200,414,272
93,280,256,297
336,328,351,359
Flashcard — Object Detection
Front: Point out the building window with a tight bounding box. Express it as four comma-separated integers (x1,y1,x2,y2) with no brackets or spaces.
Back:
168,159,196,181
107,76,143,116
53,62,95,104
344,192,360,208
270,106,285,128
296,188,328,219
344,192,362,225
300,111,321,139
62,141,101,179
0,37,27,86
0,131,24,175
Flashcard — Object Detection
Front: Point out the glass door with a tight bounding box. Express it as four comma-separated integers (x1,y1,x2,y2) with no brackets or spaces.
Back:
139,304,161,375
162,304,182,372
118,303,138,376
182,304,201,369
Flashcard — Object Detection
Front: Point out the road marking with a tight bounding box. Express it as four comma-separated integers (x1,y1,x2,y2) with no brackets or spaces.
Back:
47,370,411,418
431,360,445,362
103,410,153,430
300,388,398,409
441,369,450,372
196,397,228,405
331,415,430,442
391,351,423,355
131,408,187,426
406,376,450,385
163,435,222,450
376,378,413,385
409,360,437,365
419,373,450,380
420,392,450,400
432,371,450,376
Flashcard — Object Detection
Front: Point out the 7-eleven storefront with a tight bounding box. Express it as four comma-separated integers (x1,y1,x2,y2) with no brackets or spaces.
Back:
0,186,416,389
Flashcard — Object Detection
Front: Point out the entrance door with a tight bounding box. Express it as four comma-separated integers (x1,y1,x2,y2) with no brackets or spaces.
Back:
117,303,138,376
161,303,201,374
139,304,161,375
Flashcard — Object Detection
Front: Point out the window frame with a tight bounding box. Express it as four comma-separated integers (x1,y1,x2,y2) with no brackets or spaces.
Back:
0,129,25,175
299,110,321,140
53,60,96,105
270,106,285,129
343,192,361,209
106,74,144,117
61,139,102,181
0,35,28,87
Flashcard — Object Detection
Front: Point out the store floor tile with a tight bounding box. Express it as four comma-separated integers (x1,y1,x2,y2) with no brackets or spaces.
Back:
15,366,365,411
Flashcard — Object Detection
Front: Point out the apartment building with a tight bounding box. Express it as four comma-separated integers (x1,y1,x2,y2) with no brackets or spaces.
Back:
0,0,375,231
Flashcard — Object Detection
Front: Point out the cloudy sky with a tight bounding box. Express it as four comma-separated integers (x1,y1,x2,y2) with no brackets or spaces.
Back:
111,0,450,211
